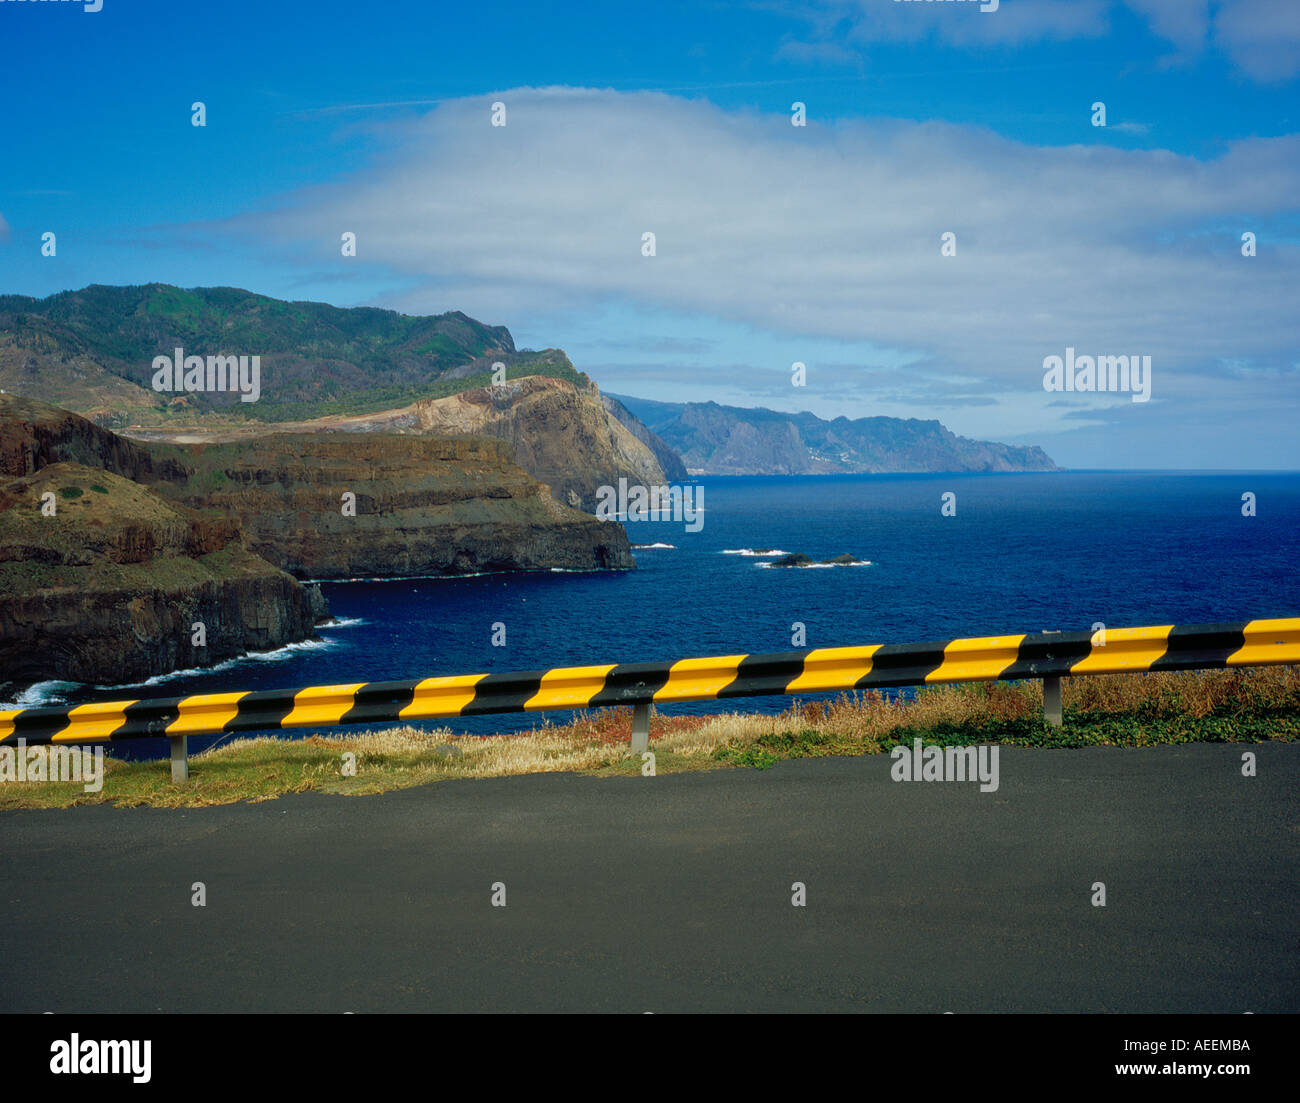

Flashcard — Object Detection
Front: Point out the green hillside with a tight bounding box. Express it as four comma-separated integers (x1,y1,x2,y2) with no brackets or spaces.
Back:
0,284,587,425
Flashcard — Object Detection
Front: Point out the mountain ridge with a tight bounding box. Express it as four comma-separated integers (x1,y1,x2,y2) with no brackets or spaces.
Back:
609,395,1058,475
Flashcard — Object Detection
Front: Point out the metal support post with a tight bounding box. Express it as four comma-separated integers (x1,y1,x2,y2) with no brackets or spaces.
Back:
170,735,189,783
630,702,651,754
1042,676,1063,728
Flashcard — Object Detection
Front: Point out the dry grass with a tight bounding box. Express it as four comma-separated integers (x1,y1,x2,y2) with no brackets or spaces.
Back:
2,665,1297,809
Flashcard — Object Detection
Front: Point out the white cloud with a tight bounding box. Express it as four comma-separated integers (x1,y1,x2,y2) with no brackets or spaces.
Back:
793,0,1112,49
1124,0,1210,56
1213,0,1300,82
779,0,1298,82
228,86,1300,412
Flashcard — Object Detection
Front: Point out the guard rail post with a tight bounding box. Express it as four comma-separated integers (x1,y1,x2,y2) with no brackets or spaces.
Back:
1039,628,1064,727
1042,677,1063,727
170,735,189,783
630,702,651,754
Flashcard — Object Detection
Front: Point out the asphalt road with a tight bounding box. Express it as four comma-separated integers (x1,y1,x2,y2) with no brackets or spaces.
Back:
2,743,1297,1013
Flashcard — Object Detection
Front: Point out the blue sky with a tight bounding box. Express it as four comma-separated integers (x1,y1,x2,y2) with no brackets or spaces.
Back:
1,0,1298,468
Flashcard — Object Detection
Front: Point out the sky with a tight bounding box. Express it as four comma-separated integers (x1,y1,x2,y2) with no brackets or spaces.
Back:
1,0,1297,469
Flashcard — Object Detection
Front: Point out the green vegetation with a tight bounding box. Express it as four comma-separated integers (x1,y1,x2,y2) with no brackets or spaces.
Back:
0,464,281,598
0,283,543,423
2,666,1294,809
713,710,1300,770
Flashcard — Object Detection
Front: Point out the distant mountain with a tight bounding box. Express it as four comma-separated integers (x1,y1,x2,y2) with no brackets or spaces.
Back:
610,396,1058,475
0,283,586,425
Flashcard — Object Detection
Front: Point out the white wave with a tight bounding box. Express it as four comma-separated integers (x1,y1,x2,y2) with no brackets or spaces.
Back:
0,637,341,708
0,680,83,711
632,542,676,549
102,637,338,690
722,547,789,557
318,616,367,629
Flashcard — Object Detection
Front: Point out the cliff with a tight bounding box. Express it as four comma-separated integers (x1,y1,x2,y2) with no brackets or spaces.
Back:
0,391,180,482
0,393,634,582
0,393,634,692
0,462,326,694
611,396,1059,475
601,393,689,483
277,374,683,512
147,431,634,578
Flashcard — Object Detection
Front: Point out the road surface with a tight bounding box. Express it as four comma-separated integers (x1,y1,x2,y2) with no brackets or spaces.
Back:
2,742,1296,1012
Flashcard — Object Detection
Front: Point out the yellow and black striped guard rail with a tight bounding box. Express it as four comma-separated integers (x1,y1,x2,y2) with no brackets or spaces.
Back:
3,618,1298,749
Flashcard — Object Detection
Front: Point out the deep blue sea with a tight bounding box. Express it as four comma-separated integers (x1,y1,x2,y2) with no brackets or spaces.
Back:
18,472,1299,758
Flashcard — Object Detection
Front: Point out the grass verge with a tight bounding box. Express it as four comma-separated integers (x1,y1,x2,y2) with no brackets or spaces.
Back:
1,666,1296,809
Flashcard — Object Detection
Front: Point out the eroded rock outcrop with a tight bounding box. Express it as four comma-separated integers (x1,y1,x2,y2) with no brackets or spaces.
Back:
0,461,325,693
149,432,634,578
0,394,634,692
282,375,681,512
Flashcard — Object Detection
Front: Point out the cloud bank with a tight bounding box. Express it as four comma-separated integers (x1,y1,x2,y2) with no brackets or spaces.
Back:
232,87,1299,412
783,0,1300,82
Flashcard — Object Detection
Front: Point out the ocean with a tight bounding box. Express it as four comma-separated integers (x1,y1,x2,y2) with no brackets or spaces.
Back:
14,471,1299,759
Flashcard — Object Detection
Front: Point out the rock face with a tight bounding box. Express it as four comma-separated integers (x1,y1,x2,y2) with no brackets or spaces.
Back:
394,377,677,513
601,394,689,483
0,394,634,691
612,395,1059,475
277,375,682,513
148,432,634,578
0,461,325,693
0,392,181,483
0,393,635,583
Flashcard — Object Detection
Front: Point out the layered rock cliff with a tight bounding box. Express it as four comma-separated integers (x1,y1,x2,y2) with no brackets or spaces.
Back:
125,374,689,515
0,393,634,692
147,432,634,578
0,461,326,694
0,392,180,482
287,375,682,512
